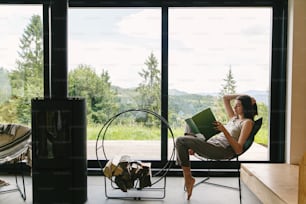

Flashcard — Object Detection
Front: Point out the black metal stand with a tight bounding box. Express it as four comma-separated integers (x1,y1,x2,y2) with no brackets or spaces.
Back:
0,162,26,201
193,173,242,204
96,109,175,200
192,155,242,204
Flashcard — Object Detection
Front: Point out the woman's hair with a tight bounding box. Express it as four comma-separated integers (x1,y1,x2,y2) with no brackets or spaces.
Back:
236,95,258,120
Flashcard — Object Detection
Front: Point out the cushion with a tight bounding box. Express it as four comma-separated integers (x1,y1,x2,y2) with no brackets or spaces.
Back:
0,124,31,165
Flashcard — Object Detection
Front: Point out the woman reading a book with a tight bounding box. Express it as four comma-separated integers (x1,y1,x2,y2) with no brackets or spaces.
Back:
176,94,257,200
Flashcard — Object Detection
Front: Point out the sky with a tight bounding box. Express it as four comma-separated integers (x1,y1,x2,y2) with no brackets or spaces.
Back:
0,5,272,94
0,6,41,69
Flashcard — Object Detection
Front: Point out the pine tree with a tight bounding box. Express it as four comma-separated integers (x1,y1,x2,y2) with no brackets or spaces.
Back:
136,52,161,125
214,65,237,122
9,15,43,124
219,65,236,97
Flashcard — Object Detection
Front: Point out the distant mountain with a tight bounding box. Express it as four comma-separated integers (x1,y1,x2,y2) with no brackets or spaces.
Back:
169,89,189,96
169,89,218,96
112,86,269,107
242,90,269,105
169,89,269,105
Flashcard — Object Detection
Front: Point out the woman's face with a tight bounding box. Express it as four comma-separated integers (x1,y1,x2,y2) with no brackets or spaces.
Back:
234,99,244,116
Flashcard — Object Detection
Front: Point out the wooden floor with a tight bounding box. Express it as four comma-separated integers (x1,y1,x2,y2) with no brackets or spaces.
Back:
0,175,262,204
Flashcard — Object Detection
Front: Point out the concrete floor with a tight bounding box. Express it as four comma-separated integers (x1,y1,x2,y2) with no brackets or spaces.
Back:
0,175,262,204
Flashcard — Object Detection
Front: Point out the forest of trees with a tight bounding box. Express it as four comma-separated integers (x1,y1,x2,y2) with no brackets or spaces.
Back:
0,15,269,145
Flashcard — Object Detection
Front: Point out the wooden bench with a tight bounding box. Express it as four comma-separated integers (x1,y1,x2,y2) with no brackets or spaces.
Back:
240,163,298,204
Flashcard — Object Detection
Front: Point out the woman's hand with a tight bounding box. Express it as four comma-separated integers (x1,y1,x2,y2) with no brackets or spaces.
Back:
213,121,226,132
188,149,195,155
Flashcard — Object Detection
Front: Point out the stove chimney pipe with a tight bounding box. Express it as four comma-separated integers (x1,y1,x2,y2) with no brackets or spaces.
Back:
50,0,68,99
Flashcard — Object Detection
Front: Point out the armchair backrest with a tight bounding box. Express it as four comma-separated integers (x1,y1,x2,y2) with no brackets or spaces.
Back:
238,117,262,156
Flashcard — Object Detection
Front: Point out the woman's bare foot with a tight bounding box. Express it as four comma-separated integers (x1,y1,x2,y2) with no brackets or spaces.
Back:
185,177,195,200
182,166,195,200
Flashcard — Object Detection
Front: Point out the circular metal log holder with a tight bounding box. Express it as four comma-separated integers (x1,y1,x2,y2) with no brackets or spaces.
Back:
96,109,176,199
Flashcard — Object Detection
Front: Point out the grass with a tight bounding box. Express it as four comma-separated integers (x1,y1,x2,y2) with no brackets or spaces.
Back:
87,124,269,146
254,128,268,147
87,124,182,140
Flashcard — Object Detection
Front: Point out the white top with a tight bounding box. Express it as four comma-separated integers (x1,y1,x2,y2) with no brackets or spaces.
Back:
207,117,245,148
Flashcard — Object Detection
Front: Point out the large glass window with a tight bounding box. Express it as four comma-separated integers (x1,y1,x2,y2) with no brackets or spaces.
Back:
0,5,43,126
169,8,272,161
68,8,162,160
0,1,287,170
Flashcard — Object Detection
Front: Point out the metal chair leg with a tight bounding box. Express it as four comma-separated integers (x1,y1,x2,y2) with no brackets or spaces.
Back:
0,162,27,201
192,166,241,203
193,176,210,188
15,167,26,201
238,175,242,204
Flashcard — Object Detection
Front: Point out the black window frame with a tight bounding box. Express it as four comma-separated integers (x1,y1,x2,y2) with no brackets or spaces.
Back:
0,0,287,174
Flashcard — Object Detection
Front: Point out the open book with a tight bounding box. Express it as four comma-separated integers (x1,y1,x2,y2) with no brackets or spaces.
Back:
185,108,220,140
